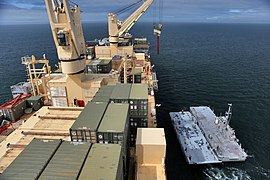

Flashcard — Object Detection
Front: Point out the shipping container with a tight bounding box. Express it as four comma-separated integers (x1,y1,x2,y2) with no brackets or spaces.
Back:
97,59,112,73
39,141,91,180
91,85,115,103
97,103,130,172
0,139,61,180
78,144,124,180
85,59,100,73
97,103,129,145
130,117,148,147
129,84,148,118
86,59,112,74
130,128,137,147
26,96,44,111
70,102,108,143
120,74,133,83
130,117,148,128
133,68,142,83
0,94,30,121
110,84,131,104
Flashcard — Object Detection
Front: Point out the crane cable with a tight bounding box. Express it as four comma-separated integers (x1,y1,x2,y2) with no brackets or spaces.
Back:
153,0,163,55
114,0,144,15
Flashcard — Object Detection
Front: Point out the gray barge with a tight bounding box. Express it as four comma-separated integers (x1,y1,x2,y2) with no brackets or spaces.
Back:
169,104,247,164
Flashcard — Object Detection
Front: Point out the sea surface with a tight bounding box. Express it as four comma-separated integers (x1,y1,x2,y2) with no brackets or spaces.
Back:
0,23,270,180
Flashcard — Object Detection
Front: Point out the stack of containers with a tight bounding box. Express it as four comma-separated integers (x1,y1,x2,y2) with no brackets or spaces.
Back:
1,139,126,180
129,84,148,146
79,144,124,180
91,85,115,103
97,103,130,176
109,84,131,104
69,102,108,143
85,59,112,74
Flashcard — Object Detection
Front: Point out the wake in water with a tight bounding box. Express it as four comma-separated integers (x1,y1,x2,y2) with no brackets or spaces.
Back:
203,166,251,180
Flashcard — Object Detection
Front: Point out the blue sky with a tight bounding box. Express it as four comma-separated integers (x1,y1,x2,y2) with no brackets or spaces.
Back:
0,0,270,25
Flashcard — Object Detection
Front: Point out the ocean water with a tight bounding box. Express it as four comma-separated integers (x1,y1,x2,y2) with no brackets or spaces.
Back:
0,23,270,180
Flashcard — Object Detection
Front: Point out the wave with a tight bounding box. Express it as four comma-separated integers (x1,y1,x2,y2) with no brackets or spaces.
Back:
203,166,251,180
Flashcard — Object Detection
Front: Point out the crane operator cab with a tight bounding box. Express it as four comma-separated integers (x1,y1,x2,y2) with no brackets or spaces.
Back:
57,30,68,46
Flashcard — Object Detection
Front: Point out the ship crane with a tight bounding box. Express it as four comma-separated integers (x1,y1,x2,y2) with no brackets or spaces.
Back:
45,0,86,75
108,0,154,54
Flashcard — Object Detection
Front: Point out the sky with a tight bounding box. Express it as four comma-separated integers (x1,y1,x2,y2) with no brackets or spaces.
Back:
0,0,270,25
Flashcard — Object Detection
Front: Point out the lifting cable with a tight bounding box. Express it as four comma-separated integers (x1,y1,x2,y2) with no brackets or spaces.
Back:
53,0,78,9
114,0,144,15
153,0,163,55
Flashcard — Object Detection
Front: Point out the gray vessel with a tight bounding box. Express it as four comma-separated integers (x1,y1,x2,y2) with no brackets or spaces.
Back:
169,104,247,164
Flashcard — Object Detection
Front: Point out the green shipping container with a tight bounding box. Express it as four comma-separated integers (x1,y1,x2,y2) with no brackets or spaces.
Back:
39,142,91,180
26,96,44,111
110,84,131,104
0,100,27,121
0,139,61,180
70,102,108,143
129,84,148,118
78,144,123,180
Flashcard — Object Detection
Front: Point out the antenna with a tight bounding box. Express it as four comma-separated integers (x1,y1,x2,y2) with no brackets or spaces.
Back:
225,103,233,124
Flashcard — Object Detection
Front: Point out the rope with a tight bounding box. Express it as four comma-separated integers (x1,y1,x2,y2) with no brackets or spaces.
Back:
114,0,144,15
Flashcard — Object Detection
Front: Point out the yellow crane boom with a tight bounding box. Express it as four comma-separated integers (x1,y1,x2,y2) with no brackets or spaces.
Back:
108,0,154,45
45,0,86,74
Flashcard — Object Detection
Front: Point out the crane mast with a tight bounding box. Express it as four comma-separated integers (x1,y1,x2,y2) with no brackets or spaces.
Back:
108,0,154,46
45,0,86,74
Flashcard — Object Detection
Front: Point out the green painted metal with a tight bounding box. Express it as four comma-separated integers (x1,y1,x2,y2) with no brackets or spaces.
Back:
26,96,43,111
0,139,61,180
39,142,91,180
110,84,131,103
98,103,129,133
70,102,108,142
129,84,148,118
78,144,123,180
91,85,115,103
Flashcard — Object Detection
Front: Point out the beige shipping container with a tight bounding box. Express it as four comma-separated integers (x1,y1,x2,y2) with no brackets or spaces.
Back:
135,53,145,60
117,46,133,56
95,46,111,58
136,128,166,165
